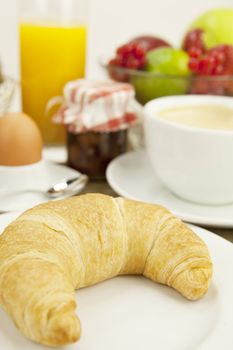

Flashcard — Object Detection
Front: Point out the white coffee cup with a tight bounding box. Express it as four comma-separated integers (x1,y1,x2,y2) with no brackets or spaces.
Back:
144,95,233,205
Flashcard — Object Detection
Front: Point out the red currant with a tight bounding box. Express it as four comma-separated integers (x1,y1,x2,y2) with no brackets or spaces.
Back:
182,29,206,55
108,36,171,80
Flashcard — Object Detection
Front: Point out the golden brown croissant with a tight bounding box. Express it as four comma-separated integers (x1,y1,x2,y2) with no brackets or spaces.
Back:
0,194,212,347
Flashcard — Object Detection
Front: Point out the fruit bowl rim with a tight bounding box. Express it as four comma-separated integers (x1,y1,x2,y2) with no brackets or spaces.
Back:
99,57,233,80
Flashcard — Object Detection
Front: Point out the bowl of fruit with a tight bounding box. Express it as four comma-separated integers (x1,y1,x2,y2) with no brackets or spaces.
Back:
101,8,233,104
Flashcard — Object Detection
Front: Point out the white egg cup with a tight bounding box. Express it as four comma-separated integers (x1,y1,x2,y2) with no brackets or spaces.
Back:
144,95,233,205
0,160,49,194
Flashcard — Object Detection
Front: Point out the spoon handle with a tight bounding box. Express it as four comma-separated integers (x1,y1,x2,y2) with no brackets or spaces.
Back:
0,174,89,200
48,174,89,198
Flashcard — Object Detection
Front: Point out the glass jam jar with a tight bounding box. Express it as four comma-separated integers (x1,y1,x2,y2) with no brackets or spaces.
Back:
67,129,127,179
54,80,140,178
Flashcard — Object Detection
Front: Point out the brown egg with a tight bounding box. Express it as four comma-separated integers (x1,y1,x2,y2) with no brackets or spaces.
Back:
0,112,43,166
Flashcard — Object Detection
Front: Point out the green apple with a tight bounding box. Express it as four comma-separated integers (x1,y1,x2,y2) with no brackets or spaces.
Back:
130,74,190,104
190,8,233,48
130,47,190,104
146,47,190,75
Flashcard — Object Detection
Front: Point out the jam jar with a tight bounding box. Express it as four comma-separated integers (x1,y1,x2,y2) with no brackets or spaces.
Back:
67,129,127,178
54,79,140,179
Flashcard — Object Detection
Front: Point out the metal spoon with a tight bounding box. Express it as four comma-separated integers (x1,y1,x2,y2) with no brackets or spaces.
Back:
47,174,89,198
1,174,89,200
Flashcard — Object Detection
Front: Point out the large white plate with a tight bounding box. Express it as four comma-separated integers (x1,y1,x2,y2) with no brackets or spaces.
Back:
0,213,233,349
106,150,233,228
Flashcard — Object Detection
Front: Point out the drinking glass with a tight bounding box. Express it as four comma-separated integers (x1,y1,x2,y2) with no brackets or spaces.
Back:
19,0,87,144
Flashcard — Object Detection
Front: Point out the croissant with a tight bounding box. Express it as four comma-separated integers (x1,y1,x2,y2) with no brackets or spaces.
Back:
0,194,212,347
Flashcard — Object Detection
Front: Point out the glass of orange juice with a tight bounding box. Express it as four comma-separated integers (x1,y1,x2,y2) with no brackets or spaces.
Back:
19,0,87,144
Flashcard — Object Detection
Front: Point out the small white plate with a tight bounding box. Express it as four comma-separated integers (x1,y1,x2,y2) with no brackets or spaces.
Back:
106,150,233,228
0,162,81,212
0,212,233,349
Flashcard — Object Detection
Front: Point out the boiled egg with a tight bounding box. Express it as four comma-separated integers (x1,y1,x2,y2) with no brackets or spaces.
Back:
0,112,43,166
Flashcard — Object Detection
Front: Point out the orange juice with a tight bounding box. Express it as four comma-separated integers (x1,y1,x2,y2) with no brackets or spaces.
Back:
20,23,86,144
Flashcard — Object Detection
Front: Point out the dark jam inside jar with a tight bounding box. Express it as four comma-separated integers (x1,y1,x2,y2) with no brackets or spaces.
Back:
67,129,128,179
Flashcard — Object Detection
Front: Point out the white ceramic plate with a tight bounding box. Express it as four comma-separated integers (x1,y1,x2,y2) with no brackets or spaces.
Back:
106,150,233,228
0,212,233,349
0,162,81,212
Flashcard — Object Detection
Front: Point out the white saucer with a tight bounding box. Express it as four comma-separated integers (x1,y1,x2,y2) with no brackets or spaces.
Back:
106,150,233,228
0,213,233,350
0,161,81,212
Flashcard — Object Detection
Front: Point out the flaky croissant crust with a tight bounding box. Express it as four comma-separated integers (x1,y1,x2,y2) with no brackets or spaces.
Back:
0,194,212,346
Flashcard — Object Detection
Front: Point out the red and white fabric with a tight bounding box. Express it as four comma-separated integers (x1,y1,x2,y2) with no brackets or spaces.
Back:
53,79,141,133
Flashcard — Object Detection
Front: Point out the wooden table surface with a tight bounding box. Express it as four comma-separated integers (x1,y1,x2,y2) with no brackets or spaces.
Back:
83,180,233,244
